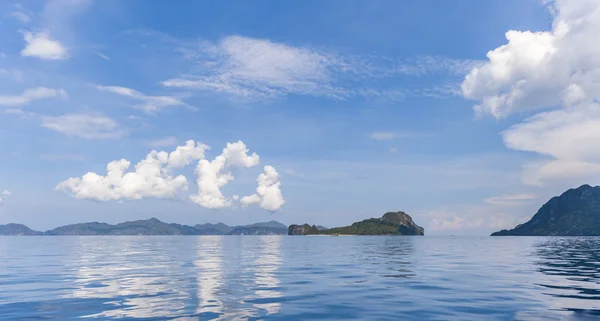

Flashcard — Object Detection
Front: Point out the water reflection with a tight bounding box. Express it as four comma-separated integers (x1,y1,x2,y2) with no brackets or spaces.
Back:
355,237,415,278
243,236,283,317
67,237,191,319
194,236,224,317
534,237,600,316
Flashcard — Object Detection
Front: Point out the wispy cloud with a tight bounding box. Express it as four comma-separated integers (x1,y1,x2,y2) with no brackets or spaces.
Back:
369,131,418,141
0,69,24,83
11,11,31,23
156,34,479,102
40,153,87,161
0,87,67,107
96,85,190,114
41,113,125,139
95,52,109,60
484,193,537,206
146,136,177,148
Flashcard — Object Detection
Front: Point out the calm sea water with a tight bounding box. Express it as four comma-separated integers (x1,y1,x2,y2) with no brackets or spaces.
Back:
1,236,599,320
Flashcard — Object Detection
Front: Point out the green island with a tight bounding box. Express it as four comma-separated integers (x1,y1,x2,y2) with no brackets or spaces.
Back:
492,184,600,236
289,211,424,236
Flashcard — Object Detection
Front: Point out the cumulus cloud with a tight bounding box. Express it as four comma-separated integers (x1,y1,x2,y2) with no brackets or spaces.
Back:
42,113,124,139
21,31,68,60
0,87,67,107
240,165,285,211
462,0,600,186
96,85,187,114
190,141,260,209
57,140,285,210
462,0,600,118
160,34,479,101
57,140,208,201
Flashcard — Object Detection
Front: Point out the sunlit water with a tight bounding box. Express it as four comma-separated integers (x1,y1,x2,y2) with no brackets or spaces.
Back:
1,236,600,320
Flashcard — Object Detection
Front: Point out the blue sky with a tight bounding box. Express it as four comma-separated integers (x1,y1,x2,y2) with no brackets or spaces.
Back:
1,0,598,235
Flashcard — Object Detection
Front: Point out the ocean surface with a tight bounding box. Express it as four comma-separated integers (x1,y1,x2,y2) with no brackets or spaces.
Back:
1,236,599,320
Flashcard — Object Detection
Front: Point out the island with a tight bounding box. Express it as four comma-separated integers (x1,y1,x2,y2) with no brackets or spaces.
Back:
0,218,288,236
0,223,43,236
289,211,424,236
491,184,600,236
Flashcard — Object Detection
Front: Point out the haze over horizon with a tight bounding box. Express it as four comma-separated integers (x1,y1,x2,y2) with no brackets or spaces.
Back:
1,0,599,235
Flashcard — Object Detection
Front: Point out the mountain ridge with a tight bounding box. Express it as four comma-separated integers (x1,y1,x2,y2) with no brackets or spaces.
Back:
0,218,289,236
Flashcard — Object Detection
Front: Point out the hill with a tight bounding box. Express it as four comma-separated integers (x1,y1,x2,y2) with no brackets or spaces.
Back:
1,219,288,236
492,184,600,236
0,223,43,236
289,211,424,236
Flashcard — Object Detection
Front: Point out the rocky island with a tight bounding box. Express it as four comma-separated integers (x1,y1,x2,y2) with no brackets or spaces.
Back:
289,211,424,236
492,184,600,236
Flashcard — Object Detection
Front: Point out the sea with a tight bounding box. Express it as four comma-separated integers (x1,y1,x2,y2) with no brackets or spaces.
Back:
1,236,599,320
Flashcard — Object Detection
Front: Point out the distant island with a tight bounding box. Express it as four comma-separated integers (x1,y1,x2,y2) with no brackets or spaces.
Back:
0,218,288,236
289,211,424,236
492,184,600,236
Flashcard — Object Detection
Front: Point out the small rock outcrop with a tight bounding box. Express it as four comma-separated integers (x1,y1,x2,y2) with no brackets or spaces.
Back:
288,224,320,235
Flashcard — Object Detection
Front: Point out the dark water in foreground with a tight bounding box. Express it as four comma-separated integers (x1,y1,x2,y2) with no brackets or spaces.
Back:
1,236,600,320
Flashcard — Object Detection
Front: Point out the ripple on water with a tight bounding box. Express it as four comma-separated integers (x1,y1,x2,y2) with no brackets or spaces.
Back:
0,236,600,320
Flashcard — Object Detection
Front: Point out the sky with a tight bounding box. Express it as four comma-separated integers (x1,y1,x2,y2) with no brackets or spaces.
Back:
1,0,599,235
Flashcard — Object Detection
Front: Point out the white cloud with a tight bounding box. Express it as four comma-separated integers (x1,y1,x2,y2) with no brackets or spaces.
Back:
369,131,418,140
96,85,187,114
146,136,177,148
11,11,31,23
0,190,12,205
95,52,109,60
160,35,478,101
393,56,483,77
425,206,532,233
462,1,600,186
240,165,285,211
388,147,398,153
190,141,260,209
161,35,342,100
484,193,537,206
40,154,87,161
0,87,67,107
57,140,285,210
56,141,208,201
502,103,600,185
461,1,600,118
42,113,124,139
0,69,25,83
21,31,68,60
